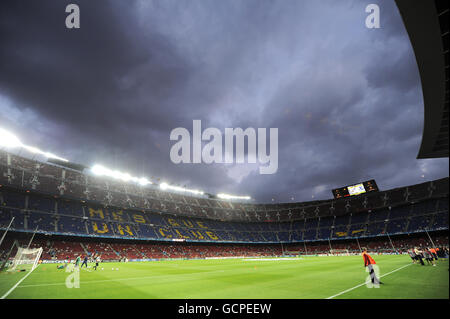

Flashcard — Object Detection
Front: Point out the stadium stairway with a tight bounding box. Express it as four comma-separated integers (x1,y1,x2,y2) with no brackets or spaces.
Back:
132,245,146,259
107,243,120,257
79,242,89,256
404,218,411,233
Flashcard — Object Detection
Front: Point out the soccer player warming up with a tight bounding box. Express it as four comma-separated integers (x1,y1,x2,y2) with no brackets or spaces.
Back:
94,256,101,270
362,248,383,285
81,255,89,268
423,248,436,266
414,247,425,265
74,255,81,271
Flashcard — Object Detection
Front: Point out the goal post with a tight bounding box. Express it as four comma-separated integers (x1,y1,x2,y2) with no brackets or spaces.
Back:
8,247,43,272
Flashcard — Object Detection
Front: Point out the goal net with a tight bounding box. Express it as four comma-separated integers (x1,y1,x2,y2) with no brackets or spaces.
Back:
329,249,350,256
8,247,43,272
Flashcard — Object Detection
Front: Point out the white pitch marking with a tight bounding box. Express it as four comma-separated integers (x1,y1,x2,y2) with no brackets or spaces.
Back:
1,265,40,299
244,258,302,261
325,263,413,299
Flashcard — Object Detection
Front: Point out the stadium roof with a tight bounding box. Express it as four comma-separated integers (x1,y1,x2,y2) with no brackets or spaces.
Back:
395,0,449,159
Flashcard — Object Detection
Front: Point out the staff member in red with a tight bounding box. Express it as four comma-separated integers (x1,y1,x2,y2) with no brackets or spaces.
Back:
429,247,438,261
362,248,383,285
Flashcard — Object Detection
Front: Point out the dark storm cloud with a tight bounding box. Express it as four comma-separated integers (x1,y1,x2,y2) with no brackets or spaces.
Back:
0,0,447,203
0,1,193,133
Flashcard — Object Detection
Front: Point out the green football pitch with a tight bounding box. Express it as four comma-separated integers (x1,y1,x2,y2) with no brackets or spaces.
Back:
0,255,448,299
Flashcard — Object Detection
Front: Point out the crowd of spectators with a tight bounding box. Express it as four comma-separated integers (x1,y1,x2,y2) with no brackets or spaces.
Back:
1,234,447,262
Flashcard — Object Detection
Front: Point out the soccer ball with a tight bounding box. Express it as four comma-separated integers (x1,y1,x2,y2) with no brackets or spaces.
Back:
101,268,104,270
116,268,119,270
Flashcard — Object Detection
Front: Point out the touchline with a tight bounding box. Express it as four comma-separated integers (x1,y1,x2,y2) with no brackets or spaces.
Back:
170,120,278,174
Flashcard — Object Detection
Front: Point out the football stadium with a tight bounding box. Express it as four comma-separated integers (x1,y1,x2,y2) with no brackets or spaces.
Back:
0,0,449,305
0,154,448,299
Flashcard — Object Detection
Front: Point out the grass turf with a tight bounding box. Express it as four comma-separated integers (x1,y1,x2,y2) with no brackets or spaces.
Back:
0,255,448,299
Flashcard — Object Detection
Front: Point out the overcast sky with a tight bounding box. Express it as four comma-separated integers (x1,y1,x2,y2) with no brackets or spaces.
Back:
0,0,448,203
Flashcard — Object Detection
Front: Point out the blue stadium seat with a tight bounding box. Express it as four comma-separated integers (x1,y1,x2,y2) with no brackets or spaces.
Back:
27,211,56,232
386,218,407,234
366,221,386,236
57,216,86,234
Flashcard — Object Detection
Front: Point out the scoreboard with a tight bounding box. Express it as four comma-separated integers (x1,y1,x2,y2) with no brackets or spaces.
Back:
332,180,379,199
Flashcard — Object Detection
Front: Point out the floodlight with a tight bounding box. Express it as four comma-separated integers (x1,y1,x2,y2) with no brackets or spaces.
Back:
45,153,69,162
217,193,251,200
90,164,152,186
138,178,150,186
0,128,23,148
92,164,105,175
0,127,68,162
160,182,168,190
22,145,69,162
159,182,204,195
23,145,41,154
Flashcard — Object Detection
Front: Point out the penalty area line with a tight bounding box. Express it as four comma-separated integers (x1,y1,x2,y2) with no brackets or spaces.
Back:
325,263,413,299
